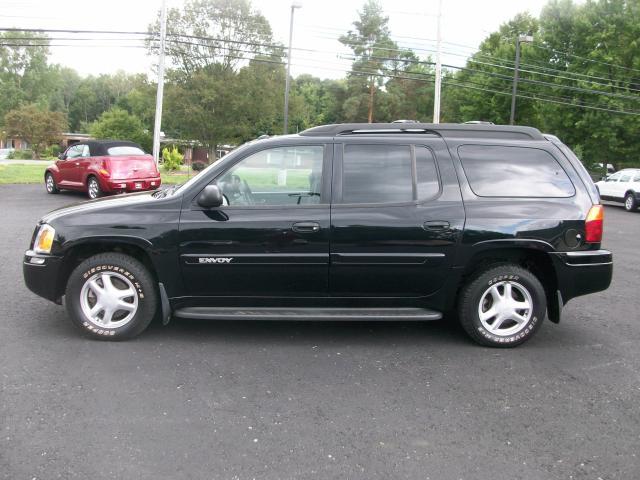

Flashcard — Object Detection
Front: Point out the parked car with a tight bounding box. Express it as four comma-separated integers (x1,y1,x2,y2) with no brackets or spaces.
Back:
24,123,612,347
595,168,640,211
44,140,161,199
0,148,15,160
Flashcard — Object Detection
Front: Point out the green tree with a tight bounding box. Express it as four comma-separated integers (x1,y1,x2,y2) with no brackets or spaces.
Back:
89,107,152,152
148,0,277,75
4,104,67,159
339,0,401,122
0,32,51,125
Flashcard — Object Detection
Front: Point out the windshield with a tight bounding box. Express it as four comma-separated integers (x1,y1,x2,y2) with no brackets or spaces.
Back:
107,146,146,156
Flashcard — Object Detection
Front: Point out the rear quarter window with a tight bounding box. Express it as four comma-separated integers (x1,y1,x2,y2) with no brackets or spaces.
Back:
107,146,146,156
458,144,575,197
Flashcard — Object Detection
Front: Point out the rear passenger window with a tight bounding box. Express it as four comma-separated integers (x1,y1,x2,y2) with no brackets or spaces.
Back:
342,144,413,203
416,146,439,199
458,145,575,197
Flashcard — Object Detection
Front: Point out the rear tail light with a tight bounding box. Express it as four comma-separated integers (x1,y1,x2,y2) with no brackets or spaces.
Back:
585,204,604,243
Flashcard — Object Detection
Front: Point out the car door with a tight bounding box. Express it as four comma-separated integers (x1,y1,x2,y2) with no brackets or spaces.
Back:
598,171,619,197
614,171,632,199
178,142,331,299
57,144,84,186
329,138,465,297
75,144,92,182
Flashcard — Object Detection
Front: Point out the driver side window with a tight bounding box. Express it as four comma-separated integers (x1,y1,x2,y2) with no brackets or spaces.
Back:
65,144,83,159
216,146,324,206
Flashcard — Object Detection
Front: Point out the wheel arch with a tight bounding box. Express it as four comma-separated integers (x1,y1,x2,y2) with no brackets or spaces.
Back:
44,166,59,180
56,238,159,299
457,244,559,323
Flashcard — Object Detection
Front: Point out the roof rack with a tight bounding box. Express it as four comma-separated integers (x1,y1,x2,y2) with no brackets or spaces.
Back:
299,123,545,140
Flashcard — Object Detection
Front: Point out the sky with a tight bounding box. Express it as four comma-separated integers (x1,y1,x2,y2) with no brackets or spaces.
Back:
0,0,555,79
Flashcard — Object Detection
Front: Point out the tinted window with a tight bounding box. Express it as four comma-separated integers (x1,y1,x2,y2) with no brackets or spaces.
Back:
217,146,324,206
416,146,439,199
619,173,631,182
107,146,146,156
459,145,575,197
633,172,640,182
342,144,412,203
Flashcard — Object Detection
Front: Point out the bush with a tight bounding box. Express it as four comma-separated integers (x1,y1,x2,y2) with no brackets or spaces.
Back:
7,149,34,160
162,146,184,172
191,161,206,171
90,107,152,153
42,144,61,159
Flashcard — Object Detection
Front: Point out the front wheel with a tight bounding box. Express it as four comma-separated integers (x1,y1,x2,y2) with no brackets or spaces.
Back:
624,193,637,211
65,253,158,340
87,176,102,199
458,264,546,347
45,172,59,194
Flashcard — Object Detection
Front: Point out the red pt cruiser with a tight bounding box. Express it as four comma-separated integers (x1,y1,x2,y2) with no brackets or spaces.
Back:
45,140,161,199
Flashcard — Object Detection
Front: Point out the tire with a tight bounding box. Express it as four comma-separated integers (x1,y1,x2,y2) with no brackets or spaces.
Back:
87,176,102,199
45,172,59,194
624,193,637,211
457,264,546,347
65,253,157,340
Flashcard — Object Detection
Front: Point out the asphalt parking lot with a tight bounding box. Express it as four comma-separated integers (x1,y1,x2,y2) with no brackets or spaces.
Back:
1,184,639,480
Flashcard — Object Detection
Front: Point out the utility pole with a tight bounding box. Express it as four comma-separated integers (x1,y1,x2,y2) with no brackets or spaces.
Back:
367,34,375,123
283,2,302,135
510,34,533,125
432,0,442,124
152,0,167,165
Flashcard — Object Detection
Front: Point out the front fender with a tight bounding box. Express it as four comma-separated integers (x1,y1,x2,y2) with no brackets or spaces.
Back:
45,165,60,181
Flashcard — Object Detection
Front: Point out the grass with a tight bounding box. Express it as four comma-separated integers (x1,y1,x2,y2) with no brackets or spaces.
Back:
0,164,313,190
0,164,193,185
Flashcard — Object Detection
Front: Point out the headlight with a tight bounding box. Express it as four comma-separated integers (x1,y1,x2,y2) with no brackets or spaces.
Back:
33,224,55,254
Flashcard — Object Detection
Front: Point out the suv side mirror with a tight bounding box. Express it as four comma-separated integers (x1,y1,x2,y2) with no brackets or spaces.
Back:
58,153,66,160
197,184,223,208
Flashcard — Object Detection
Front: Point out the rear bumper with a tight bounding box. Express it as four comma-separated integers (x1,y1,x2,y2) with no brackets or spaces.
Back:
549,249,613,302
23,250,64,303
102,177,161,193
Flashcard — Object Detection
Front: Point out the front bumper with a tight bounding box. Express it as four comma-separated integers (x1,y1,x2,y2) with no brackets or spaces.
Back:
23,250,64,303
103,177,161,193
549,249,613,302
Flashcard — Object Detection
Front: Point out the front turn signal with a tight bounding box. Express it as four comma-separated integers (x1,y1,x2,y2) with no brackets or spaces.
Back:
98,168,110,177
34,224,55,254
585,204,604,243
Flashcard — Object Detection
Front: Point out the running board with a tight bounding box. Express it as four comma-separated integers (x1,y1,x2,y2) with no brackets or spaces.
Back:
173,307,442,322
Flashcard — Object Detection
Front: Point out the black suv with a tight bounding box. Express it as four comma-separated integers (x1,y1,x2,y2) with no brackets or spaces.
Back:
23,123,612,347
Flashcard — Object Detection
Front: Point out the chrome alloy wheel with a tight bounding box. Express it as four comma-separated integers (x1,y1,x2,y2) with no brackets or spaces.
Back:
46,174,55,192
478,280,533,336
625,195,634,210
79,271,139,329
88,178,99,199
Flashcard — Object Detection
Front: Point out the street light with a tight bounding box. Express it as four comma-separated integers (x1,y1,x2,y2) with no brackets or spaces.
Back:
509,34,533,125
283,1,302,135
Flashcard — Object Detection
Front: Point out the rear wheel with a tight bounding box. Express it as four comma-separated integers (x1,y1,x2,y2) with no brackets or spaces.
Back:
458,264,546,347
45,172,59,194
65,253,157,340
87,176,102,199
624,193,637,211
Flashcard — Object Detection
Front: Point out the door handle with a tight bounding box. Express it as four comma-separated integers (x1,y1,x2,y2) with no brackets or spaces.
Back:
75,162,80,166
292,221,320,233
423,221,450,231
